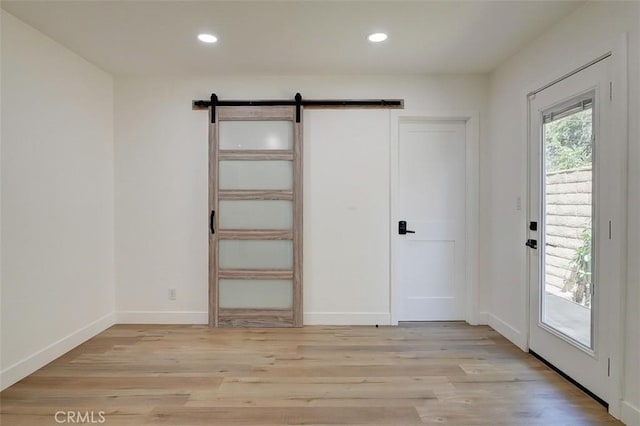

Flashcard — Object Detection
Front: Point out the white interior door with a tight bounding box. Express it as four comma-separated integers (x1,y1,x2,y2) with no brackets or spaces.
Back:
395,120,466,321
528,58,614,403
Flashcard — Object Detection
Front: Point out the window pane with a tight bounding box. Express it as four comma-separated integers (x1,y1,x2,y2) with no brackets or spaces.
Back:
219,161,292,190
542,106,593,348
219,121,293,150
219,200,292,230
219,240,293,269
219,279,292,309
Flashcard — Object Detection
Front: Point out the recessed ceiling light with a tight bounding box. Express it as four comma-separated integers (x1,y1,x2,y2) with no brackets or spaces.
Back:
198,33,218,43
367,32,388,43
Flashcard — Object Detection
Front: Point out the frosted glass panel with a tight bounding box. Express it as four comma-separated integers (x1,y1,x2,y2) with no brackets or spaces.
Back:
219,200,292,230
219,279,293,309
219,240,292,269
219,121,293,150
219,161,292,190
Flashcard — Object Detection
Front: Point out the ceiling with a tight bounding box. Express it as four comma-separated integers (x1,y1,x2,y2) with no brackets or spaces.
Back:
1,0,583,76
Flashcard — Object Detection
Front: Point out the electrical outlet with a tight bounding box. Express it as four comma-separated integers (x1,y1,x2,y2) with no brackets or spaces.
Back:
168,288,176,301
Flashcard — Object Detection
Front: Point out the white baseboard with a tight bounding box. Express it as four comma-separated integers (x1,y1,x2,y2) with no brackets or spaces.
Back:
0,312,115,391
116,311,208,324
304,312,391,325
117,311,390,326
476,311,490,325
488,313,528,351
622,400,640,426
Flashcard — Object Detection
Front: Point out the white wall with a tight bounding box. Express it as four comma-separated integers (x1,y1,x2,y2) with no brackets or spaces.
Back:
0,12,115,390
114,75,489,324
303,109,390,324
487,2,639,423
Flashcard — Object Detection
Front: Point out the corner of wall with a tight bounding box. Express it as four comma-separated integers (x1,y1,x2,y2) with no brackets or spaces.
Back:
0,313,116,391
488,313,528,351
476,311,490,325
621,401,640,426
0,10,118,391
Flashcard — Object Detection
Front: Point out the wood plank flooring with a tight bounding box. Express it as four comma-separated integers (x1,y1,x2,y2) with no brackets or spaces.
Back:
0,323,620,425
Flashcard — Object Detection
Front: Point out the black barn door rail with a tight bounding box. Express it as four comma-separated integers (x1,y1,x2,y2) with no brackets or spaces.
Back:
193,93,404,123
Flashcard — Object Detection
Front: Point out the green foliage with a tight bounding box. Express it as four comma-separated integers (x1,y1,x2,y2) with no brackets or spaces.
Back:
569,227,592,307
544,109,593,172
546,107,593,307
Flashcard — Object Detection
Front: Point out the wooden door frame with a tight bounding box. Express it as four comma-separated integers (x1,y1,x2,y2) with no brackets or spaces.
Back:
389,111,480,326
208,105,303,327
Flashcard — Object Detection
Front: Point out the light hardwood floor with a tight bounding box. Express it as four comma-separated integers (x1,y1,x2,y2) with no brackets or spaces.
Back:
0,323,620,425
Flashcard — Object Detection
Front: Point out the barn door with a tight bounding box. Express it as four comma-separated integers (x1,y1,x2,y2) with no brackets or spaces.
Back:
209,105,303,327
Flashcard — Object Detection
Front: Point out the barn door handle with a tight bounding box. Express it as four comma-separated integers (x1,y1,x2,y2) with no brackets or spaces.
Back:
210,210,215,234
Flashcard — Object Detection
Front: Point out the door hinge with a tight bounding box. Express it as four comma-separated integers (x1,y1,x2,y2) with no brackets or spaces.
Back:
608,358,611,377
609,82,613,101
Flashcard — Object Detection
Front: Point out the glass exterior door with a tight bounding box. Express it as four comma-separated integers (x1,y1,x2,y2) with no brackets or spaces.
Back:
527,58,613,403
209,107,303,327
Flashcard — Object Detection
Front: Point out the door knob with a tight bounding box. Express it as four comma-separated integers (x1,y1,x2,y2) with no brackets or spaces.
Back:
399,221,415,235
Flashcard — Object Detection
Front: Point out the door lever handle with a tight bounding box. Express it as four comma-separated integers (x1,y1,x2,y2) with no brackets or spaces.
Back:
525,239,537,249
398,221,415,235
210,210,215,234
